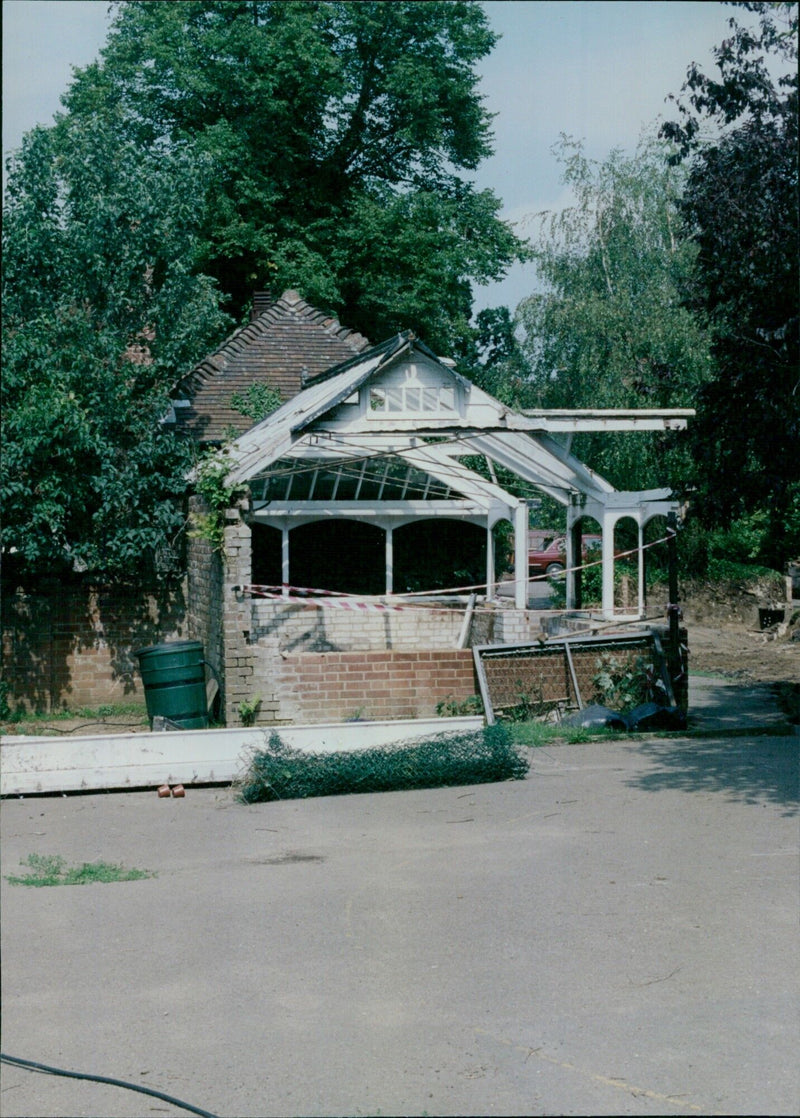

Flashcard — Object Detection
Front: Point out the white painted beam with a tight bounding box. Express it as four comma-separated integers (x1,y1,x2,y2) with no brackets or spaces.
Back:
250,499,487,518
513,408,695,432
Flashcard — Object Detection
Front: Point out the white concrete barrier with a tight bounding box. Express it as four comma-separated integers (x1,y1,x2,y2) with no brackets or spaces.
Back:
0,716,484,796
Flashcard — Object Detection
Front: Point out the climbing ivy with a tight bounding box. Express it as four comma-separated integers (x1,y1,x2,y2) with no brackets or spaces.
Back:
190,448,247,553
229,383,283,424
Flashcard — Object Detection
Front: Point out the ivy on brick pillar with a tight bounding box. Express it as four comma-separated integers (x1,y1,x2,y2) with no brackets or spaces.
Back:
223,500,256,725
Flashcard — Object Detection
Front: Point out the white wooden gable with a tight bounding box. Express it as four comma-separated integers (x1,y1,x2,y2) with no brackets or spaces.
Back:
218,332,692,616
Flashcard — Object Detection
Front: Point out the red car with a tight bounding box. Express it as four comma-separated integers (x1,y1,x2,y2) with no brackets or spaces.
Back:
528,534,603,575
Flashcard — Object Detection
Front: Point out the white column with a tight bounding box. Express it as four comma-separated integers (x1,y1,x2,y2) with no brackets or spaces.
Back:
486,520,496,599
514,502,528,610
637,520,645,618
281,526,290,596
565,504,577,610
385,526,394,595
601,512,616,620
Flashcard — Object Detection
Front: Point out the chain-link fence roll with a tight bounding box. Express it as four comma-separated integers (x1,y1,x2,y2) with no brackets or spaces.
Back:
237,724,529,803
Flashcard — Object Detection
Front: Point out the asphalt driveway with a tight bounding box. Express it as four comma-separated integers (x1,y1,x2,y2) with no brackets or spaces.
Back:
1,731,798,1117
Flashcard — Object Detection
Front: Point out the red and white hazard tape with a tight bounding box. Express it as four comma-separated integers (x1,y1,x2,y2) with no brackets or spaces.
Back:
232,533,676,606
234,583,347,598
233,584,409,610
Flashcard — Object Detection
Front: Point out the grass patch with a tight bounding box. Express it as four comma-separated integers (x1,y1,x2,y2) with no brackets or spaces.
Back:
506,721,620,747
1,702,149,734
6,853,154,887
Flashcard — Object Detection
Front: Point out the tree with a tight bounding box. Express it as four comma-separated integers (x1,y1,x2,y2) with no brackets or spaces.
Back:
61,0,525,355
470,306,532,407
516,134,712,493
1,119,231,581
661,1,799,568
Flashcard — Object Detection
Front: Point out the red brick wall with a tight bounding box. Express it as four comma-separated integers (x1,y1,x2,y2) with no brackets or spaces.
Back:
275,649,480,723
1,583,188,713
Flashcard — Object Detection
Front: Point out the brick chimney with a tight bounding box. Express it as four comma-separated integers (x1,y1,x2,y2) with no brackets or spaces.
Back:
251,290,274,321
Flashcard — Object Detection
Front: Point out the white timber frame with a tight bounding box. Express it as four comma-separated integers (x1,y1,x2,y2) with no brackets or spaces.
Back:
220,333,694,619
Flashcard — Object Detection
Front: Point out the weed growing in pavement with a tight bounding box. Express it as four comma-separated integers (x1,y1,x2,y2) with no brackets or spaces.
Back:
238,695,262,727
507,721,610,747
435,693,484,717
6,853,154,887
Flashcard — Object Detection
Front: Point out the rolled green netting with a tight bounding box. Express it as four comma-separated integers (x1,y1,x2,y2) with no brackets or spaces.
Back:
237,724,529,804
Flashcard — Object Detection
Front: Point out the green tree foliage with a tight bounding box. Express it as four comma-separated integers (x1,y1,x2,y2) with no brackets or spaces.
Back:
661,1,799,568
471,306,533,406
1,121,231,581
62,0,524,354
3,1,524,583
516,135,712,492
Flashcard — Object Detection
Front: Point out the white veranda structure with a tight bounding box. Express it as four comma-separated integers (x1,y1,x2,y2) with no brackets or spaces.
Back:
221,332,693,619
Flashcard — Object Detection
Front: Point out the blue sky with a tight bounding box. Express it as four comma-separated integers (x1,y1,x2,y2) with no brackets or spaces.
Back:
2,0,742,312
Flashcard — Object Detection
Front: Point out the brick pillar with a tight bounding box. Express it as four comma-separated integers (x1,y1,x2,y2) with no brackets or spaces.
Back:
222,501,256,725
186,495,224,718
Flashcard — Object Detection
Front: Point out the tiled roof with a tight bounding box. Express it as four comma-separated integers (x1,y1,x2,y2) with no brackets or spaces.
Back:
170,290,370,442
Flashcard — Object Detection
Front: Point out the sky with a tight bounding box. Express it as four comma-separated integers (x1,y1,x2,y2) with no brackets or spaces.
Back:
2,0,745,313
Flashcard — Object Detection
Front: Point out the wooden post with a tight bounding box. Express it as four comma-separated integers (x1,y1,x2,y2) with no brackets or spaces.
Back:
667,511,680,690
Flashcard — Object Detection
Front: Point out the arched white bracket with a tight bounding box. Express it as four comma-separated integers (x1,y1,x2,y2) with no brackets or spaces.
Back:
568,490,680,619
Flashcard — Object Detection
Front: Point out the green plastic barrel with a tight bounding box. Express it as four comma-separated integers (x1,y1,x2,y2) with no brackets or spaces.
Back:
135,641,209,729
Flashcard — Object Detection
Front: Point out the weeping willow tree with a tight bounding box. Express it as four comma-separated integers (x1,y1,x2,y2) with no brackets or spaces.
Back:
516,133,712,495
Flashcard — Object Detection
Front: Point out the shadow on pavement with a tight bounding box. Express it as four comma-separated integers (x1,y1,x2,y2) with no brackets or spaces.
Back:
687,679,789,733
626,734,799,815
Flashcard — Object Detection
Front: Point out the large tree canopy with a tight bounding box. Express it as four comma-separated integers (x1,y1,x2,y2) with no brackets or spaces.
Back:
62,0,524,353
661,1,799,567
1,121,230,580
2,0,524,582
516,135,712,493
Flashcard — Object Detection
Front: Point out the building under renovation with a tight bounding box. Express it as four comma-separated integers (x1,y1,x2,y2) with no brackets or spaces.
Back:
177,293,692,727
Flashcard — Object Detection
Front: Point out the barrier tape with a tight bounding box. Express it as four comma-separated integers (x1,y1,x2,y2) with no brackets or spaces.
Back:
233,584,409,610
233,583,348,598
232,532,676,608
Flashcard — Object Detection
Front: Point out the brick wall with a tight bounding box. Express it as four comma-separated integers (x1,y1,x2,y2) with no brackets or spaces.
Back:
186,496,225,716
270,649,479,724
4,502,679,727
250,598,467,651
202,507,576,726
220,505,258,724
1,581,188,713
247,598,560,655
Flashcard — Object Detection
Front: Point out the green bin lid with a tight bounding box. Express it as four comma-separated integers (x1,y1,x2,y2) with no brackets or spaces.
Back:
134,640,203,659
